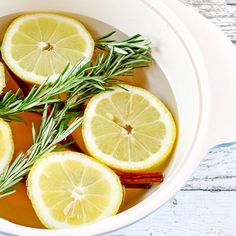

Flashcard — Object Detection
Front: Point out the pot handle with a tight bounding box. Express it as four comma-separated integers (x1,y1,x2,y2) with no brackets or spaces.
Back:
165,0,236,150
206,38,236,149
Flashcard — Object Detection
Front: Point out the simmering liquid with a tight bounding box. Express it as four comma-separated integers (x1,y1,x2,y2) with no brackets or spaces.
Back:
0,103,43,228
0,105,169,228
0,183,44,228
0,13,175,229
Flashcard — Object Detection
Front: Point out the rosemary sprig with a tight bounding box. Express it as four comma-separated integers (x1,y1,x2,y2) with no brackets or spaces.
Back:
66,37,152,109
0,32,153,197
0,101,83,197
96,31,151,55
0,32,152,121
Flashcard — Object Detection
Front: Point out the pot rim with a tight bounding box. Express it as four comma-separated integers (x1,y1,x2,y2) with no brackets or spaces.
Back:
0,0,211,235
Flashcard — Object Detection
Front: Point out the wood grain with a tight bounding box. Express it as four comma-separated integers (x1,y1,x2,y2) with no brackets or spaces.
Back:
180,0,236,44
109,191,236,236
182,144,236,191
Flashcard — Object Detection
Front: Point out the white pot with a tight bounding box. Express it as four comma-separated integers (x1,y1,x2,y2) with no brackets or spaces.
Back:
0,0,236,235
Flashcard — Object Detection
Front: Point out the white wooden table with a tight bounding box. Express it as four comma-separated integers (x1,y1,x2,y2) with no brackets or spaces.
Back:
107,1,236,235
0,1,234,236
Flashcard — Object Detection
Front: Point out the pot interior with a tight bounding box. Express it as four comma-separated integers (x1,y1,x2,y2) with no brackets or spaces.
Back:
0,0,202,233
0,12,178,228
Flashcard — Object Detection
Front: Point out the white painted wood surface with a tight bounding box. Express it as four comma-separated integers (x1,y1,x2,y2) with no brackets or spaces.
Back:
183,144,236,191
106,1,236,235
108,192,236,236
181,0,236,44
0,1,235,236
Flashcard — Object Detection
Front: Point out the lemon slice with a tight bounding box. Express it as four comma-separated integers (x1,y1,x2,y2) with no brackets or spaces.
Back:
0,62,6,94
0,119,14,174
1,13,94,84
28,151,123,229
82,85,176,171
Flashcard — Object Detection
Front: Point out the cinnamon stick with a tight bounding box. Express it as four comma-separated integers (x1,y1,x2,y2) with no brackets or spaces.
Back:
120,177,163,185
123,183,151,189
59,134,82,152
115,171,163,179
115,171,164,189
9,73,31,97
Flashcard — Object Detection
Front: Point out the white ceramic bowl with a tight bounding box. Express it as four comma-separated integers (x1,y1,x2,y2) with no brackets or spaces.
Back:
0,0,235,235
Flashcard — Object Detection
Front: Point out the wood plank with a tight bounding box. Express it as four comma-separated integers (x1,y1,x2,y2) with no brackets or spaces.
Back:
180,0,236,44
227,1,236,5
182,144,236,190
106,191,236,236
182,0,230,5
